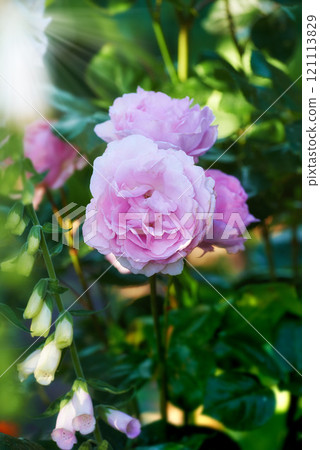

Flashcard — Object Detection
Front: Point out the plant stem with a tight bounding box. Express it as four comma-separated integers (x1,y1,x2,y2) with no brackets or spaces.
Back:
152,21,179,84
178,23,189,82
150,275,168,423
26,204,103,443
262,220,276,282
46,190,94,308
225,0,244,61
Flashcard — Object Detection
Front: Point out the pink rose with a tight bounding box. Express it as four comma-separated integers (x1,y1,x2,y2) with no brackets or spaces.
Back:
24,120,86,189
94,87,218,160
200,169,258,254
83,135,215,277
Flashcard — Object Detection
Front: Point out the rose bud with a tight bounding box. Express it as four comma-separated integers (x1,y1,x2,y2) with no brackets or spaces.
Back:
51,398,77,450
30,297,53,338
34,336,62,385
55,313,73,349
17,348,41,382
71,381,96,435
23,278,48,319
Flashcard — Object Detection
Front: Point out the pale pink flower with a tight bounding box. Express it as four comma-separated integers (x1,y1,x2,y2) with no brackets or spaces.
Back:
72,386,96,435
83,135,215,276
51,399,77,450
24,120,86,190
200,169,258,253
94,87,218,160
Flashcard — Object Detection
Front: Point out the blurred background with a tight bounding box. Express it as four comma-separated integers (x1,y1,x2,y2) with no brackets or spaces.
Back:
0,0,301,449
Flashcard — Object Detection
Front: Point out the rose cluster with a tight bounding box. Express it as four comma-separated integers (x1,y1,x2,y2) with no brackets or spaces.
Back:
83,88,257,276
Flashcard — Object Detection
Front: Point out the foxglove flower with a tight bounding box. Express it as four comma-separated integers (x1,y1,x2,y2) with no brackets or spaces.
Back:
24,120,86,190
83,135,215,277
30,298,52,338
55,313,73,349
51,399,77,450
17,348,41,382
23,279,47,320
200,169,258,253
72,383,96,435
94,87,218,160
103,409,141,439
34,336,61,385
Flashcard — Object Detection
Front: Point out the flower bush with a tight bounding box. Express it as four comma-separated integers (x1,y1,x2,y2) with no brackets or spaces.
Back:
0,0,301,449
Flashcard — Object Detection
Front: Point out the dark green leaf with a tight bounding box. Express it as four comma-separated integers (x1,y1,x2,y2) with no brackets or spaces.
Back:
0,434,45,449
69,305,109,316
204,373,276,430
87,378,133,395
0,303,29,332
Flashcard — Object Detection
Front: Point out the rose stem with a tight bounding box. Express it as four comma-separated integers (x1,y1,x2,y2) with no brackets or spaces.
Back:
177,22,189,82
26,204,103,444
150,274,168,425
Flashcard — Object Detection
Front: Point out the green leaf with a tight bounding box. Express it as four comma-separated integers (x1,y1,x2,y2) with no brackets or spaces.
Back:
34,391,73,419
251,11,297,62
69,305,109,316
0,434,45,449
274,316,302,375
87,378,133,395
0,303,29,332
213,335,283,381
167,345,214,412
173,268,198,307
42,223,71,234
50,242,64,257
251,50,272,78
224,283,301,340
204,373,276,430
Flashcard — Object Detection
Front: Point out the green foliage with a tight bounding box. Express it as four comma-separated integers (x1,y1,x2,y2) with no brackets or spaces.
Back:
204,373,276,430
0,0,301,448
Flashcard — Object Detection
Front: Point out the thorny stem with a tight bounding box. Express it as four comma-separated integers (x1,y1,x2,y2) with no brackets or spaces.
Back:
26,204,103,444
150,275,168,425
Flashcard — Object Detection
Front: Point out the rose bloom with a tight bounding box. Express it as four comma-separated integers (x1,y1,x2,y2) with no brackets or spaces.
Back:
83,135,215,276
24,120,86,189
94,87,218,160
200,169,258,254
